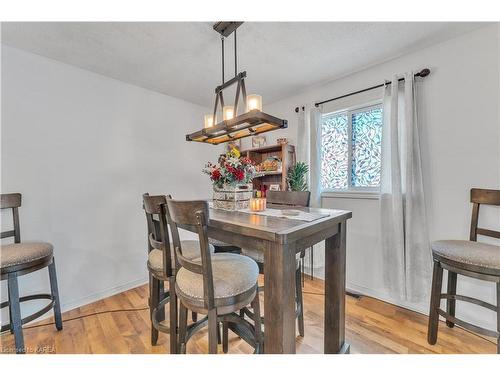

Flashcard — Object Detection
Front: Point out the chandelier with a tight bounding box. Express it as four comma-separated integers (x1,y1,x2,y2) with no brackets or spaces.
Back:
186,22,287,145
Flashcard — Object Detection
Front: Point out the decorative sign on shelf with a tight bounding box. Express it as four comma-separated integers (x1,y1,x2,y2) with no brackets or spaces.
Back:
252,135,266,148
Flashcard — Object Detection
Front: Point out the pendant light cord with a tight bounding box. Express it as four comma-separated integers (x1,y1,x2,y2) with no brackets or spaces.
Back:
220,29,239,84
221,36,225,84
234,29,237,76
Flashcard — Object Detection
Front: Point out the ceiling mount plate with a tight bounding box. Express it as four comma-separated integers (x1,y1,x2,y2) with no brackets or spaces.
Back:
213,22,244,37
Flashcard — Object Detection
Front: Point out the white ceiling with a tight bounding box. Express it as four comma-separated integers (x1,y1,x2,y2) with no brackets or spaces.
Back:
1,22,487,107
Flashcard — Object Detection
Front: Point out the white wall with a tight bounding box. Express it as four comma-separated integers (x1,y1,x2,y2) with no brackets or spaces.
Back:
248,25,500,330
1,45,219,322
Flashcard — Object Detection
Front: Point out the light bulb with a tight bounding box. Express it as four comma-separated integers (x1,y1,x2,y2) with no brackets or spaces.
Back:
246,94,262,112
204,114,215,128
223,105,235,121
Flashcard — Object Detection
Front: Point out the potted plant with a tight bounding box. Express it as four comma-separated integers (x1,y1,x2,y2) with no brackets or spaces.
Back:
287,162,309,191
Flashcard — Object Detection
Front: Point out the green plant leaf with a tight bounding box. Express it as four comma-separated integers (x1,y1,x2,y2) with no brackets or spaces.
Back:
287,162,309,191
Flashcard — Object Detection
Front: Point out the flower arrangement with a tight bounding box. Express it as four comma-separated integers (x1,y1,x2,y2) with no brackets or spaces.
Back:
203,147,258,189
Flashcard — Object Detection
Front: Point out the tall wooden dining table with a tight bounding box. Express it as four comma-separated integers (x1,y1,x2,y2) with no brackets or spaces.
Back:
200,206,352,354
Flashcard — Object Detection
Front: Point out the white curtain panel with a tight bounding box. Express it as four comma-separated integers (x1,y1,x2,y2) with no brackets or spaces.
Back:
296,104,325,273
402,73,432,302
380,76,406,299
296,106,310,166
309,106,322,208
296,105,322,207
380,73,431,302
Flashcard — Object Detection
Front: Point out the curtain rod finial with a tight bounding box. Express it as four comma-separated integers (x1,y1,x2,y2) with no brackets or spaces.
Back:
418,68,430,77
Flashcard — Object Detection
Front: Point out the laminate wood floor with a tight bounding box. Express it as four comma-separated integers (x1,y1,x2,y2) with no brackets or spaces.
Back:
1,277,496,354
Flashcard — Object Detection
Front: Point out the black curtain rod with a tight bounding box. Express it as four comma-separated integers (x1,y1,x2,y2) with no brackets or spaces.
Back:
312,68,430,108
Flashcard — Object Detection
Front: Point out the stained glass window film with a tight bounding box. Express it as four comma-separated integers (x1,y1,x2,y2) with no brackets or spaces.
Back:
320,112,348,189
320,105,382,190
351,107,383,187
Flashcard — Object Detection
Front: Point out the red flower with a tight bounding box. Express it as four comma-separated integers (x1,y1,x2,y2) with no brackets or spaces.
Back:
211,169,221,181
233,169,244,181
225,163,236,174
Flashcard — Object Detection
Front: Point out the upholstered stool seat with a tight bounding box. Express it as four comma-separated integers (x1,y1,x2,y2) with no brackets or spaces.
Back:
176,252,259,312
1,242,54,274
432,240,500,276
241,248,264,263
1,193,62,354
147,241,214,275
427,188,500,354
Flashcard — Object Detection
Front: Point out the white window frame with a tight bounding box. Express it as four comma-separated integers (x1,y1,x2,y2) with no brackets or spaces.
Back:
320,100,382,199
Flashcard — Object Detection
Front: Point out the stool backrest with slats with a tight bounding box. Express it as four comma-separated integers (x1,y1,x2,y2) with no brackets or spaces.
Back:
266,190,311,207
142,193,173,277
1,193,22,243
166,199,215,309
470,188,500,241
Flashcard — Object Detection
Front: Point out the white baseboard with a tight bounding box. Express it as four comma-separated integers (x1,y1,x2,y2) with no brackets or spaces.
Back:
302,265,496,331
60,276,149,313
0,276,150,327
345,281,428,315
302,264,428,315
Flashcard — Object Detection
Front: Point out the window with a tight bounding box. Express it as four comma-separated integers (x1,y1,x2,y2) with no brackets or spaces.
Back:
320,104,383,191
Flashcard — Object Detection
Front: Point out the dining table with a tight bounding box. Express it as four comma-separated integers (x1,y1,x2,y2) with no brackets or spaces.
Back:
201,205,352,354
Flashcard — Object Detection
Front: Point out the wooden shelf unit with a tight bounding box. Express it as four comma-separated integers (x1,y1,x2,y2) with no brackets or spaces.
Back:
241,144,296,191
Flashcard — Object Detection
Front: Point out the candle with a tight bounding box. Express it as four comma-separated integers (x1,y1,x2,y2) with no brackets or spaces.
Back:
246,94,262,112
223,105,235,121
204,114,215,128
250,197,266,212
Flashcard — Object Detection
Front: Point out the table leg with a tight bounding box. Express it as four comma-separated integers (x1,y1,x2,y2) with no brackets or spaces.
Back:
264,241,296,353
324,220,349,354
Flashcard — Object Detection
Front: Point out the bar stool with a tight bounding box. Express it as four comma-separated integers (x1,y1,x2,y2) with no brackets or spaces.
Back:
166,198,262,354
427,188,500,353
0,193,62,354
142,193,215,352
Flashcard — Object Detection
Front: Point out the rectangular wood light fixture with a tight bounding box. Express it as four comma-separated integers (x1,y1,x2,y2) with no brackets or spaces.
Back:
186,108,288,145
186,23,288,145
